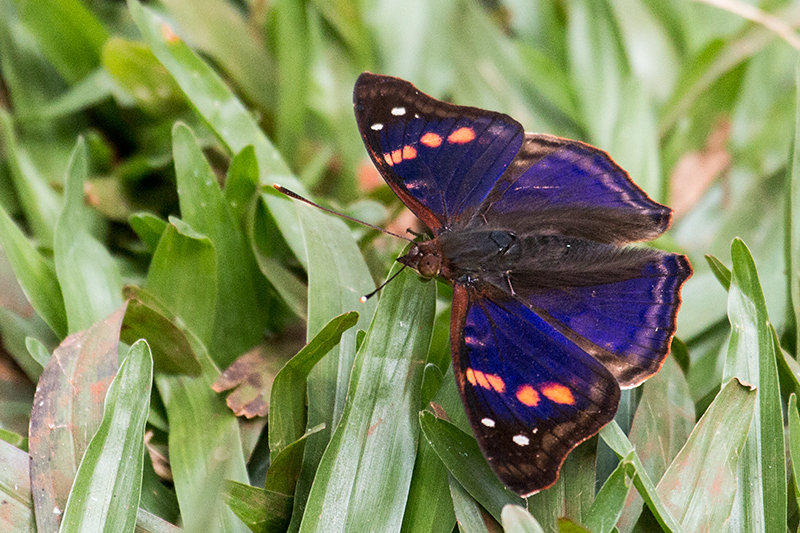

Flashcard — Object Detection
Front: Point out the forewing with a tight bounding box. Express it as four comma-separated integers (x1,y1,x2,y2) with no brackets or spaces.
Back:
354,73,524,231
450,284,620,496
479,134,672,243
519,252,692,388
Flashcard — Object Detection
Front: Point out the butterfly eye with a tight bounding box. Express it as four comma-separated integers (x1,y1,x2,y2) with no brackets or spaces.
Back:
417,254,441,279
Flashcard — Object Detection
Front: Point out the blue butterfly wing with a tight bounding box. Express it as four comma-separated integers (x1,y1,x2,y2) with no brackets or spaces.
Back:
354,73,524,231
451,283,620,496
475,133,692,387
480,134,672,244
523,253,691,387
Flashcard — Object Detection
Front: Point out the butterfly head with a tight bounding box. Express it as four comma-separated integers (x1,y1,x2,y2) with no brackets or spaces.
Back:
398,241,442,280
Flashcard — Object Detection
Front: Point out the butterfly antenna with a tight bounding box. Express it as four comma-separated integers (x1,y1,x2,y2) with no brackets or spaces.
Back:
360,264,407,303
273,184,413,242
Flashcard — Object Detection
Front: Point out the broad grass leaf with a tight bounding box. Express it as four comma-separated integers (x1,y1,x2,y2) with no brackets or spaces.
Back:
171,123,270,367
723,238,787,532
0,439,35,532
146,216,217,346
54,138,123,333
29,305,126,532
154,335,250,533
656,378,756,531
289,203,376,528
299,265,433,532
60,339,153,533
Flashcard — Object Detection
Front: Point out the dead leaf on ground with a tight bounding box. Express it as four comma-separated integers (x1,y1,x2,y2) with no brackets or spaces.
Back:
213,324,303,418
670,118,732,218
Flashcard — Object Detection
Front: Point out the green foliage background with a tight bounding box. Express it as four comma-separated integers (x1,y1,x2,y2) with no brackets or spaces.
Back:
0,0,798,532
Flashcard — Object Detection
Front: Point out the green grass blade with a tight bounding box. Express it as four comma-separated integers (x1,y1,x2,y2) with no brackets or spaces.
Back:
0,197,66,338
449,474,492,533
154,335,250,533
60,339,153,533
9,0,107,83
120,287,202,376
0,109,62,243
146,218,217,347
581,452,635,533
29,306,126,532
723,238,787,532
400,435,456,533
705,254,732,291
0,439,35,532
789,393,800,514
298,265,434,532
618,357,694,529
268,311,358,459
127,0,307,266
656,378,756,530
599,421,685,533
222,481,292,533
787,59,800,354
171,122,270,367
54,138,123,333
134,508,181,533
289,203,377,527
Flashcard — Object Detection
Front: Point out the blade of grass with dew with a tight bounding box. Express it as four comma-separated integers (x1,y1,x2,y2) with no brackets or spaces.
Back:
288,202,377,529
298,264,433,532
172,123,271,367
0,439,35,532
60,339,153,533
29,306,126,532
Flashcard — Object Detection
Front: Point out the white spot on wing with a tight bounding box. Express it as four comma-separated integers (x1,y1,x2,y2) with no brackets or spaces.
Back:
513,434,530,446
481,418,495,428
371,123,383,131
391,106,406,116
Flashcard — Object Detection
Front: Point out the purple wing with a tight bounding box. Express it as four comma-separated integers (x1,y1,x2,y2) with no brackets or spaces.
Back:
354,73,524,232
519,253,692,387
478,134,672,244
450,284,620,496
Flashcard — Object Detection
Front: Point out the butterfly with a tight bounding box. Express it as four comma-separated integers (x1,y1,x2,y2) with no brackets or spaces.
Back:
352,72,692,496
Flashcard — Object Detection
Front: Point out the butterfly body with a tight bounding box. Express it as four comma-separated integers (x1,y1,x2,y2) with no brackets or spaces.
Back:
354,72,692,496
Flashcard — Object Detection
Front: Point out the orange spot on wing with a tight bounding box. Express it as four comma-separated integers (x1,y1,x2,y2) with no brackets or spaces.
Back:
485,374,506,393
516,385,540,406
383,153,394,166
448,127,476,144
542,383,575,405
402,145,417,160
473,370,491,390
391,149,403,164
420,132,443,148
466,368,505,392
